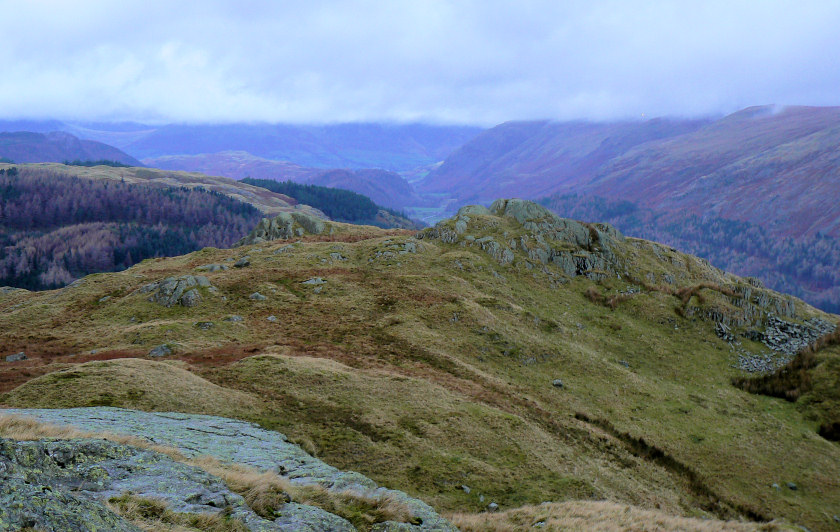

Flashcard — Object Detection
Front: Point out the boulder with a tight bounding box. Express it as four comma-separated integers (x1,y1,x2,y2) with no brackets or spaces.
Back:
5,352,26,362
148,344,173,357
249,292,267,301
238,212,328,246
234,256,251,268
456,205,491,216
195,263,228,272
140,275,212,308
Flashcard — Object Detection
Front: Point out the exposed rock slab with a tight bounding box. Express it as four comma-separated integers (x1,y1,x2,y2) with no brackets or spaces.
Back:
2,407,456,531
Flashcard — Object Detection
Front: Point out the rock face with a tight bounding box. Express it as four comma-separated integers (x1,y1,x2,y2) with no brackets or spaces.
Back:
2,408,457,531
139,275,213,308
238,212,329,246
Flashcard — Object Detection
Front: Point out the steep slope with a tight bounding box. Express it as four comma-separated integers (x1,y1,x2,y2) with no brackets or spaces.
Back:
419,118,708,203
0,200,837,530
0,131,142,165
147,151,425,210
585,105,840,238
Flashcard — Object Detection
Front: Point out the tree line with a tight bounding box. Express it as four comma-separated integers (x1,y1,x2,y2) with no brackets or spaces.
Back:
242,178,409,226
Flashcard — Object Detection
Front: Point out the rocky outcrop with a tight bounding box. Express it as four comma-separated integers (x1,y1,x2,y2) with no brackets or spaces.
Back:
139,275,214,308
2,408,457,531
418,199,624,279
238,212,329,246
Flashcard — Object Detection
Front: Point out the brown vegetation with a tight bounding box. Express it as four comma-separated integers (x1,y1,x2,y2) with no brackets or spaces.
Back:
733,327,840,401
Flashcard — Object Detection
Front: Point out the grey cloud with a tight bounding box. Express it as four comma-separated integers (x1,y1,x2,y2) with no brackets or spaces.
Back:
1,0,839,124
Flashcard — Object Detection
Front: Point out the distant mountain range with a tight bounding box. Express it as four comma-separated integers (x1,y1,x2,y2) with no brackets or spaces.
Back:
419,105,840,239
0,120,483,172
0,131,141,166
145,151,424,210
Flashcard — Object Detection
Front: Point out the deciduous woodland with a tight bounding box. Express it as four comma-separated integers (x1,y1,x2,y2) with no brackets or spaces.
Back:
0,167,263,290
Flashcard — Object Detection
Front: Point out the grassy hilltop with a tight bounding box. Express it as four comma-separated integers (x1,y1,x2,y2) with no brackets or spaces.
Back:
0,199,837,530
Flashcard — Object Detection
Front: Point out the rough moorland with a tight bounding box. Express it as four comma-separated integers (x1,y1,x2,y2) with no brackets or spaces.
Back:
1,199,837,530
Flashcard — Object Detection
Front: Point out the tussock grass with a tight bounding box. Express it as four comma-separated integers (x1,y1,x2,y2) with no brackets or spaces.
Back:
106,492,248,532
0,413,414,530
447,501,790,532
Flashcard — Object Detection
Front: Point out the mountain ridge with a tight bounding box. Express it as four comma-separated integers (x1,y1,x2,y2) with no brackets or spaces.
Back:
0,131,142,166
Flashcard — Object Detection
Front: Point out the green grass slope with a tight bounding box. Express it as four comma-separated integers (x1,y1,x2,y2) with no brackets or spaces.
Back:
0,200,837,530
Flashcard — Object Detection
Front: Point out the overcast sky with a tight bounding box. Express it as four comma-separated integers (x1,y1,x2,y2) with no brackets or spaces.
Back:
2,0,839,125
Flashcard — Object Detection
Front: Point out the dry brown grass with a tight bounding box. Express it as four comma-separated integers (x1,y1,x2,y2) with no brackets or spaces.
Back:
0,412,414,530
1,358,261,416
733,324,840,401
447,501,790,532
106,492,248,532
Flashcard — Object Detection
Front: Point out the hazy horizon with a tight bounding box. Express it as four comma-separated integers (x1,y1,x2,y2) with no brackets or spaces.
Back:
3,1,840,125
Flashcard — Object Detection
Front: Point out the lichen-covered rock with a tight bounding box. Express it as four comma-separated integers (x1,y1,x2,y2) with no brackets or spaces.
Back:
139,275,213,308
0,437,283,531
238,212,328,246
3,408,458,531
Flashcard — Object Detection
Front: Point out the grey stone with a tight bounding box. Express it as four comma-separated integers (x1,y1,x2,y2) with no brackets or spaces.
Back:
98,295,111,303
461,485,471,494
142,275,212,308
235,256,251,268
238,212,327,246
249,292,268,301
0,437,298,531
3,408,457,531
148,344,173,357
302,277,326,285
196,263,228,272
267,315,278,322
772,483,781,490
456,205,491,216
180,288,201,307
225,315,244,322
330,252,347,261
552,379,564,388
487,502,499,512
195,321,214,330
5,352,26,362
787,482,798,490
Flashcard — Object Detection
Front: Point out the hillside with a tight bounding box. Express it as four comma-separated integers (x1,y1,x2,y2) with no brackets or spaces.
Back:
418,118,709,204
1,200,837,530
0,121,484,172
0,131,142,166
0,165,265,290
147,150,425,210
0,163,414,292
241,178,422,230
541,194,840,313
418,106,840,313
